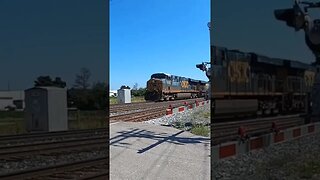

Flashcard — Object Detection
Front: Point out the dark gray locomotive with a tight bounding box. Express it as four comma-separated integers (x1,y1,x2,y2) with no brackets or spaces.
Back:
212,46,316,117
145,73,208,101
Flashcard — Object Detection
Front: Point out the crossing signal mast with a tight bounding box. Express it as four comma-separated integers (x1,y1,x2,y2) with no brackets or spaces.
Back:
196,62,211,79
194,23,212,100
274,0,320,121
196,21,213,80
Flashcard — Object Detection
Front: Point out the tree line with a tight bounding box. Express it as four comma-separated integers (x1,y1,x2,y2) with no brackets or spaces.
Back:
118,83,146,97
34,67,106,111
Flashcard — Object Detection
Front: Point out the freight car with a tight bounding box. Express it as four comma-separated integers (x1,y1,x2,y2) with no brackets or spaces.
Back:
212,46,316,117
145,73,208,101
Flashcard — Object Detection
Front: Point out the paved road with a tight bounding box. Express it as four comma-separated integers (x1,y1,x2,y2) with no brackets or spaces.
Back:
110,122,210,180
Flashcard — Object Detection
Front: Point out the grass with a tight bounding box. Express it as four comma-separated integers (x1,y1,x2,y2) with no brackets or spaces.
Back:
172,121,210,137
0,111,25,135
190,124,210,137
69,118,106,130
68,110,106,130
254,152,320,179
110,97,117,105
170,107,211,137
294,158,320,179
132,96,146,103
0,110,106,135
109,96,146,105
0,120,25,135
201,111,210,119
191,110,210,119
0,111,24,119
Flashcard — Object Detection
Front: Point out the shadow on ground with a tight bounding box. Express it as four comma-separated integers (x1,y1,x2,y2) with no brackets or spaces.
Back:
110,128,210,154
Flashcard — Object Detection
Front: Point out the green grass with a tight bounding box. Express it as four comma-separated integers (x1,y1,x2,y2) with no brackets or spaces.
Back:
172,122,210,137
201,111,210,119
0,110,106,135
132,96,146,103
0,120,25,135
110,97,117,105
192,111,210,119
68,110,106,130
0,111,25,135
190,124,210,137
69,118,106,130
0,111,24,119
254,153,320,179
109,96,146,105
294,159,320,179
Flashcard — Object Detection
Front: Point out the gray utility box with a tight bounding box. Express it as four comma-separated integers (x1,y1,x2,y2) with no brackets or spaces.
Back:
117,89,131,104
24,87,68,132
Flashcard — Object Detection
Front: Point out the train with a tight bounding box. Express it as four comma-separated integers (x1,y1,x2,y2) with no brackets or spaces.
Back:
212,46,316,117
144,73,209,101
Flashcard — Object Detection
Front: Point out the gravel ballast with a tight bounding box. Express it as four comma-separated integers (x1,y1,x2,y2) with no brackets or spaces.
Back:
0,148,107,175
144,102,210,127
213,131,320,180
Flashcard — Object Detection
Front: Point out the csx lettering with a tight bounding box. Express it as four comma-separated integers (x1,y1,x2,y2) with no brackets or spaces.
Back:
181,81,189,88
304,71,315,87
228,61,250,83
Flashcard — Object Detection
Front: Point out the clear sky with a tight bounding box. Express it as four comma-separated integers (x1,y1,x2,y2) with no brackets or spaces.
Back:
110,0,210,90
0,0,107,91
213,1,319,63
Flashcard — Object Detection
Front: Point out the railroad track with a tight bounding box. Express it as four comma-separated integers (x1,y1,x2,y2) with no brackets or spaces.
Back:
110,107,166,123
0,128,107,146
212,114,306,145
0,136,107,160
110,98,206,123
0,156,108,180
110,98,204,114
110,101,155,113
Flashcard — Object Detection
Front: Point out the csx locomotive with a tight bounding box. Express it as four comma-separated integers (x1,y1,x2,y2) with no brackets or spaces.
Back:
144,73,208,101
212,46,316,117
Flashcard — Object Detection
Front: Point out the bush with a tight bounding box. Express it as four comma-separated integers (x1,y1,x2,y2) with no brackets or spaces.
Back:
131,88,146,97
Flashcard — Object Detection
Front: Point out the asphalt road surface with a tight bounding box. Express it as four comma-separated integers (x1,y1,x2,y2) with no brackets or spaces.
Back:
110,122,210,180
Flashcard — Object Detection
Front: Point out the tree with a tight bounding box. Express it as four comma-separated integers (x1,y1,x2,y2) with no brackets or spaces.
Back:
34,76,54,87
74,67,91,90
133,83,138,90
120,85,130,89
132,87,146,97
53,77,67,88
34,76,66,88
67,82,106,110
92,82,107,110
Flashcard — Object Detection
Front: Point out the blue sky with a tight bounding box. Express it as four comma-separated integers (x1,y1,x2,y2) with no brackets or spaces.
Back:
213,1,319,63
110,0,210,90
0,0,107,90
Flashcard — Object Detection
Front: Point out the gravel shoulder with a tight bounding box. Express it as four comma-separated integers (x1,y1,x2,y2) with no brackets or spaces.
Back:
144,103,210,136
213,131,320,180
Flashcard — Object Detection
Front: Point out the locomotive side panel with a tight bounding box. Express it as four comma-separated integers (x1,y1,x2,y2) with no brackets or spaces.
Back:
212,46,228,96
227,51,252,95
145,73,208,101
212,45,316,117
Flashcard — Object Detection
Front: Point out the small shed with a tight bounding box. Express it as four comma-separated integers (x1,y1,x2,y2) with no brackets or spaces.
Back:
117,88,131,104
24,86,68,132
